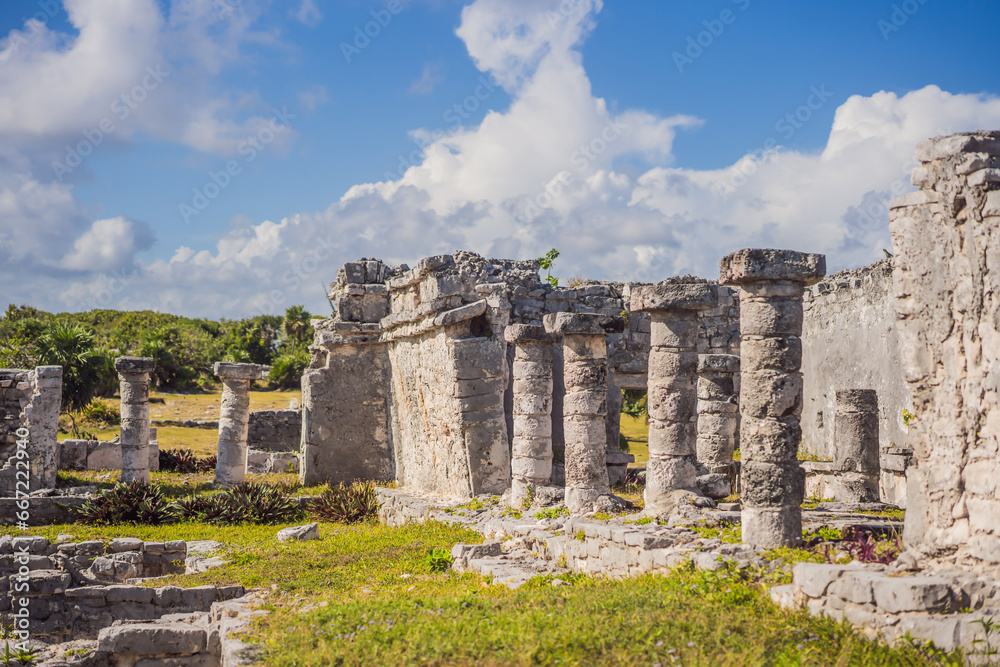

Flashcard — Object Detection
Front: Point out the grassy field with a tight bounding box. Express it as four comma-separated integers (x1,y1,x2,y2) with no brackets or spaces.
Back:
620,414,649,467
24,519,963,666
59,389,301,457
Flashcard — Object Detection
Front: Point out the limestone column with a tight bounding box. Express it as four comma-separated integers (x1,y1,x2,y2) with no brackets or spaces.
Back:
720,248,825,548
213,362,262,488
629,283,716,515
833,389,880,502
543,313,625,514
504,324,557,508
115,357,155,484
697,354,740,473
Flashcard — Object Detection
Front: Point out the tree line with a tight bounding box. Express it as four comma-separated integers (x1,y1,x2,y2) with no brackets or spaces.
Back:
0,304,319,410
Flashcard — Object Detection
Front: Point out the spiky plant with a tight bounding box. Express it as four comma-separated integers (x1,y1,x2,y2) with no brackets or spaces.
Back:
70,481,177,525
307,481,380,524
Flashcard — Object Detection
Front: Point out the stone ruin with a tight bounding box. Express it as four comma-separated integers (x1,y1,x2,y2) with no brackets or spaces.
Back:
0,130,998,659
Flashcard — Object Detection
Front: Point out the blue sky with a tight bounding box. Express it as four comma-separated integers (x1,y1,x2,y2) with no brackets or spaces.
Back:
2,0,1000,317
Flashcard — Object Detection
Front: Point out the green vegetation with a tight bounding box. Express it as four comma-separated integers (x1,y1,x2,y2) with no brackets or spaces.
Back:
307,482,380,524
0,303,321,409
537,248,560,287
19,514,965,664
689,523,742,544
533,507,570,520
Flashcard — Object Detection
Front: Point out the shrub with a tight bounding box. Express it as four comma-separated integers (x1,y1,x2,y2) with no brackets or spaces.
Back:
307,481,379,524
159,448,216,474
422,547,453,573
159,448,199,473
268,346,310,389
70,481,177,525
176,482,303,525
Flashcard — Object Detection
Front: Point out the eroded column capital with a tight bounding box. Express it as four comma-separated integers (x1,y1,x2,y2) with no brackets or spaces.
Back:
719,249,826,286
213,362,264,380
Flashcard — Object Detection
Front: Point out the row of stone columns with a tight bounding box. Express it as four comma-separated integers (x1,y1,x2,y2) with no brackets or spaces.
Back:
503,249,828,551
114,357,261,489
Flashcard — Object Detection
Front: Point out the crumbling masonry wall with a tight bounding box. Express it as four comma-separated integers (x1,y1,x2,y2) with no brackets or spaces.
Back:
801,260,911,460
0,365,61,495
889,131,1000,563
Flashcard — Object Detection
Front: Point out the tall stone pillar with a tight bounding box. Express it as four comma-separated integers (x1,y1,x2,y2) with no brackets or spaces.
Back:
115,357,155,484
629,283,717,515
697,354,740,474
720,248,825,548
543,313,625,514
833,389,880,502
213,362,261,488
505,324,557,508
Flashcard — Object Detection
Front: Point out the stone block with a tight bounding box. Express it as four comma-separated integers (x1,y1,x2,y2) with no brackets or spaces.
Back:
110,537,144,553
213,362,263,380
871,576,954,613
719,248,826,286
98,623,208,655
114,357,156,374
697,354,740,373
106,585,155,604
628,283,717,312
504,324,558,344
276,523,320,542
741,461,804,506
543,312,625,335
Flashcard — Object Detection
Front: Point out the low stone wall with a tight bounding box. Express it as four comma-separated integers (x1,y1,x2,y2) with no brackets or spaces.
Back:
375,487,900,581
247,409,301,452
778,562,1000,657
59,437,159,472
0,493,90,525
246,449,299,474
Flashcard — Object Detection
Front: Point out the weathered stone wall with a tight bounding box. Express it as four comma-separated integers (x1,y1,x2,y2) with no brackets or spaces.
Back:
304,251,742,497
0,365,61,495
247,409,301,452
801,260,911,461
300,327,394,486
59,438,160,472
889,131,1000,563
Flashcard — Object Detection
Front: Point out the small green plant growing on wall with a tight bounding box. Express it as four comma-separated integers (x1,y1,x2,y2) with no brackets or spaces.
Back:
902,408,915,430
537,248,560,287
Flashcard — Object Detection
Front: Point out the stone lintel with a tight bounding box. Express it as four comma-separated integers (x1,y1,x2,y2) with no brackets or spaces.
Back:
719,248,826,286
697,354,740,374
503,324,558,344
542,312,625,336
213,362,263,380
114,357,155,375
629,282,716,313
433,299,487,327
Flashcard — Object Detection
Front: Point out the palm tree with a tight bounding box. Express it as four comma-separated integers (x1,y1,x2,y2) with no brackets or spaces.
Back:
283,305,312,346
37,321,110,411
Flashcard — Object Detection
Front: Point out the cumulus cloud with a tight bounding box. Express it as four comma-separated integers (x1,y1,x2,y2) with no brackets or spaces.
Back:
6,0,1000,318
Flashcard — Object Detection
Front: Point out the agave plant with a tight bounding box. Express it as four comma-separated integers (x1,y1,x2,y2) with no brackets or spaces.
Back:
70,481,178,525
176,483,302,525
307,481,380,524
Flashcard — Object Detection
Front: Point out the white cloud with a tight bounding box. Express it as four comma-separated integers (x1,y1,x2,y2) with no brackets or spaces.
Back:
409,62,445,95
5,0,1000,318
295,0,322,27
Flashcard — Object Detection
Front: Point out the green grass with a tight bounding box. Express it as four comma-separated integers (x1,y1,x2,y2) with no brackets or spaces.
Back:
18,517,964,665
59,389,302,457
619,414,648,467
